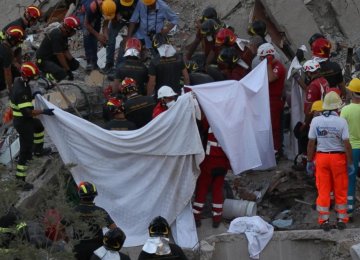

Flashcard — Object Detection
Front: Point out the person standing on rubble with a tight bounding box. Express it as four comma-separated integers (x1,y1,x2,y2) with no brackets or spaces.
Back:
121,77,155,128
147,33,189,96
112,37,148,95
216,46,249,80
126,0,179,51
138,216,187,260
102,0,138,73
10,62,54,191
104,97,136,130
257,42,286,160
73,181,117,260
340,78,360,220
36,16,80,82
307,91,354,231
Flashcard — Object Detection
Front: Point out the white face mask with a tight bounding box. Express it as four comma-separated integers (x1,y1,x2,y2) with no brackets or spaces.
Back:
157,44,177,58
206,35,213,42
124,48,140,58
166,100,176,108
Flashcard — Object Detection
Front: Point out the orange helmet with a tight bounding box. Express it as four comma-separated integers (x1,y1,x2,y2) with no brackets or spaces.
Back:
120,77,138,94
5,26,25,45
63,15,81,31
25,6,41,22
106,97,124,114
215,28,236,46
312,38,331,58
21,62,40,80
125,37,142,52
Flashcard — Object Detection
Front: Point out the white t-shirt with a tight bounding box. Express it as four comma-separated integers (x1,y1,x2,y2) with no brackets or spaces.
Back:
308,113,349,152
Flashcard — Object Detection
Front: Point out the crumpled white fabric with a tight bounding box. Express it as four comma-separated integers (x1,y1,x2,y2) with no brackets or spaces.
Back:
142,237,171,255
35,93,204,247
191,60,275,173
228,216,274,259
93,246,120,260
124,48,140,58
157,44,177,57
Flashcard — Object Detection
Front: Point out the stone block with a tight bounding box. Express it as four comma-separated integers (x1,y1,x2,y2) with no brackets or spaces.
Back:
350,243,360,260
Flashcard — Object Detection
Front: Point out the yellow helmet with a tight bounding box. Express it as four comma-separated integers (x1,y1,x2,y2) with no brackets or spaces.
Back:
310,100,323,113
322,91,343,110
102,0,116,20
120,0,134,6
141,0,156,5
347,78,360,93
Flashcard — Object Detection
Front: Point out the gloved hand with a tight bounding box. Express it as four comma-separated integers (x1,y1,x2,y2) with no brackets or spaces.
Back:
295,48,305,63
306,161,315,177
67,70,74,81
348,164,355,176
42,108,54,116
266,55,274,64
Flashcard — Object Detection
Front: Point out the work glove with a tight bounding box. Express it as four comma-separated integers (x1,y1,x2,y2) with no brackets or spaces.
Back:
306,161,315,177
295,48,305,63
67,70,74,81
348,164,355,176
42,108,55,116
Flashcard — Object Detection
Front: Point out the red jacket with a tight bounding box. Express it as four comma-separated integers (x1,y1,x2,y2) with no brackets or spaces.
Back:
152,102,167,118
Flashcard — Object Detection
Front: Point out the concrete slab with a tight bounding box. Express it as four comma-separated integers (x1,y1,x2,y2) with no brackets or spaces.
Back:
351,243,360,260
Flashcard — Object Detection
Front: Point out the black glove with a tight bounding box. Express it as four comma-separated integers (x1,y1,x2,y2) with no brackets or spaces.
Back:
67,70,74,81
295,49,305,63
42,108,55,116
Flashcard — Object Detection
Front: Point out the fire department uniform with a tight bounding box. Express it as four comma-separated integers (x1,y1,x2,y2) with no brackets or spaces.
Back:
308,111,350,224
193,123,230,225
10,77,46,181
304,77,330,114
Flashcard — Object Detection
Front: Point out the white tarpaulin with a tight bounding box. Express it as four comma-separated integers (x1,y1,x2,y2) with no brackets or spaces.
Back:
191,60,276,174
36,93,204,247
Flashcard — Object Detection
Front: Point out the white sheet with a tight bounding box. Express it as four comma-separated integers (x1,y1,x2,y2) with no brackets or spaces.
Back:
36,93,204,247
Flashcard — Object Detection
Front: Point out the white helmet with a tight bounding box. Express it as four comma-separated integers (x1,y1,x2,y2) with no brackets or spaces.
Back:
303,60,321,72
257,43,275,57
322,91,343,110
157,86,177,98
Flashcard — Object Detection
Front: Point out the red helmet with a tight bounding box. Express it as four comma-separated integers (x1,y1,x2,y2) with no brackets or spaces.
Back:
125,37,142,52
106,97,124,114
312,38,331,58
5,26,25,45
25,6,41,21
215,28,236,46
103,85,113,100
120,77,138,94
63,15,81,31
21,62,40,80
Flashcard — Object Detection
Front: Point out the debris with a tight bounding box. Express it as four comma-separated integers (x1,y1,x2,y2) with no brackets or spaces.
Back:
272,210,293,229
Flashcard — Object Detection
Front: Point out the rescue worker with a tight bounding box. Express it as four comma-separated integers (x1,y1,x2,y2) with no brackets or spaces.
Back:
340,78,360,219
0,26,25,92
121,77,156,128
307,91,354,231
73,181,117,260
83,0,116,71
137,216,187,260
127,0,179,50
247,20,267,43
311,38,346,98
193,116,230,228
112,37,148,95
302,59,330,124
152,85,177,118
147,33,189,96
1,5,41,34
257,43,286,159
104,97,137,130
185,60,214,85
217,46,249,80
36,15,80,82
90,227,130,260
102,0,138,73
10,62,54,191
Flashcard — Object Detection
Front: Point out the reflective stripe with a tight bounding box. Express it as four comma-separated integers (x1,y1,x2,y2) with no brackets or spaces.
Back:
348,196,353,200
33,138,44,144
335,204,347,210
81,185,87,194
319,214,330,220
16,164,27,170
193,209,201,214
12,111,23,117
348,205,354,209
34,132,44,138
212,203,223,209
208,140,220,147
18,102,33,109
316,205,329,212
0,227,13,233
212,211,222,216
337,213,348,219
16,222,27,230
193,202,204,208
16,172,27,177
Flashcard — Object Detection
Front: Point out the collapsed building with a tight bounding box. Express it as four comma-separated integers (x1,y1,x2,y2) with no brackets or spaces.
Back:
1,0,360,259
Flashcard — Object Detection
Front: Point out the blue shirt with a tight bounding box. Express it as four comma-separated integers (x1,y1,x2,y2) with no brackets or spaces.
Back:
130,0,178,48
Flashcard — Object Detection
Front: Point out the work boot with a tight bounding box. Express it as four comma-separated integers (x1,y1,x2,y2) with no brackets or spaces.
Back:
16,179,34,191
320,220,331,232
336,220,346,230
34,147,52,157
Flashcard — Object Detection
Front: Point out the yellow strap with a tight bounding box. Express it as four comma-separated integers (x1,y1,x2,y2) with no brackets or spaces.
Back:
34,132,44,138
18,102,33,109
33,138,44,144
